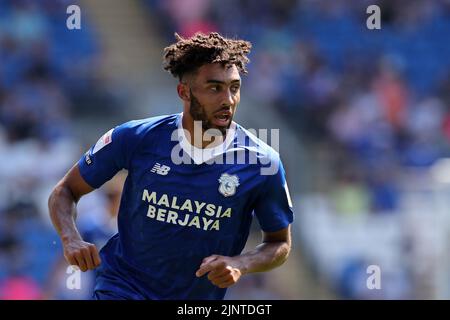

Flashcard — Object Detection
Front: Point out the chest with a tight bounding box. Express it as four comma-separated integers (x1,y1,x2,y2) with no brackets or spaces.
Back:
127,147,266,215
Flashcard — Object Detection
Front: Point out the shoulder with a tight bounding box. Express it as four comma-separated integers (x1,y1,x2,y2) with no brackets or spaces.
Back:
114,114,179,136
99,114,179,168
234,123,281,164
114,114,179,140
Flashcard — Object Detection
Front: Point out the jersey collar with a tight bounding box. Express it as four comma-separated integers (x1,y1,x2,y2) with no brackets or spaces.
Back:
176,113,237,165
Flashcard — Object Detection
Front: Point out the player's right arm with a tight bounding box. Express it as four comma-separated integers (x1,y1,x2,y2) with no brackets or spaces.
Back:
49,120,147,271
48,164,101,272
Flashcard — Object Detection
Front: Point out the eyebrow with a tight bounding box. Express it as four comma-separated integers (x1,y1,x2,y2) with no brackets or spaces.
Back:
205,79,241,85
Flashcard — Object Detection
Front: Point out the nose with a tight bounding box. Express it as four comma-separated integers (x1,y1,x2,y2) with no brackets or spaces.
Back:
221,89,234,107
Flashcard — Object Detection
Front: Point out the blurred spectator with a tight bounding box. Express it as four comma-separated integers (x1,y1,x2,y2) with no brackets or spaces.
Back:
0,236,43,300
0,0,120,299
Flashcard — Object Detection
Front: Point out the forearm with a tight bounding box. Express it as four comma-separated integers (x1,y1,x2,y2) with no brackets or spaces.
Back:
236,240,291,275
48,184,82,243
48,165,101,272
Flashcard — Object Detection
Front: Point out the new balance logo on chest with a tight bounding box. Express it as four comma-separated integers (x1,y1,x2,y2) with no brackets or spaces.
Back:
151,163,171,175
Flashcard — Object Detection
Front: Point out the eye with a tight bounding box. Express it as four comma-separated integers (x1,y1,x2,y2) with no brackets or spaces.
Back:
210,85,220,92
230,85,240,93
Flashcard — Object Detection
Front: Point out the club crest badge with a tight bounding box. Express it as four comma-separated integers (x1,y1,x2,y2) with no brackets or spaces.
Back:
218,173,240,197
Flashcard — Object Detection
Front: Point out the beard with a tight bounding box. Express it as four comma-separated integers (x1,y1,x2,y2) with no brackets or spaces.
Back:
189,89,232,136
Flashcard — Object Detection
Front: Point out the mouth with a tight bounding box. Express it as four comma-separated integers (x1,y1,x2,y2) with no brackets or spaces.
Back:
212,110,232,127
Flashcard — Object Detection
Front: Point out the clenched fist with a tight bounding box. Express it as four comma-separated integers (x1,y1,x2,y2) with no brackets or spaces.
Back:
195,255,243,288
63,239,101,272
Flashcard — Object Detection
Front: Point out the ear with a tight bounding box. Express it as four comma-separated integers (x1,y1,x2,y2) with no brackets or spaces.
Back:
177,83,190,102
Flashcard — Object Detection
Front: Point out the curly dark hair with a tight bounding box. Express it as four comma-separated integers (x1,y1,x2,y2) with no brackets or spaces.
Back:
163,32,252,81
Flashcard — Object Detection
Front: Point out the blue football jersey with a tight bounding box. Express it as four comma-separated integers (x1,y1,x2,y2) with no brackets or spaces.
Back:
77,113,294,300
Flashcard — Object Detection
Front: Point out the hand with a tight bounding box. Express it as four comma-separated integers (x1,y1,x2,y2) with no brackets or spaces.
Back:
63,238,101,272
195,255,243,288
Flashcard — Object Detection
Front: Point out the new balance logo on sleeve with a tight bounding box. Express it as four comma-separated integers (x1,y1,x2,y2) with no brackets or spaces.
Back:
151,163,171,175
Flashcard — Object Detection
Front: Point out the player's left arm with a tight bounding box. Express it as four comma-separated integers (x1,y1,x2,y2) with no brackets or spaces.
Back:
197,155,293,288
195,225,291,288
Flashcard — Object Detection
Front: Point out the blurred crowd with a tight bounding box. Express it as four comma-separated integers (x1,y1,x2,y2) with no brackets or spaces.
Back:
0,0,120,299
1,0,450,299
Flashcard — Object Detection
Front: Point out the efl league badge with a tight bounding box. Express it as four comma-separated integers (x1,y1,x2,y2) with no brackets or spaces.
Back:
218,173,239,197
